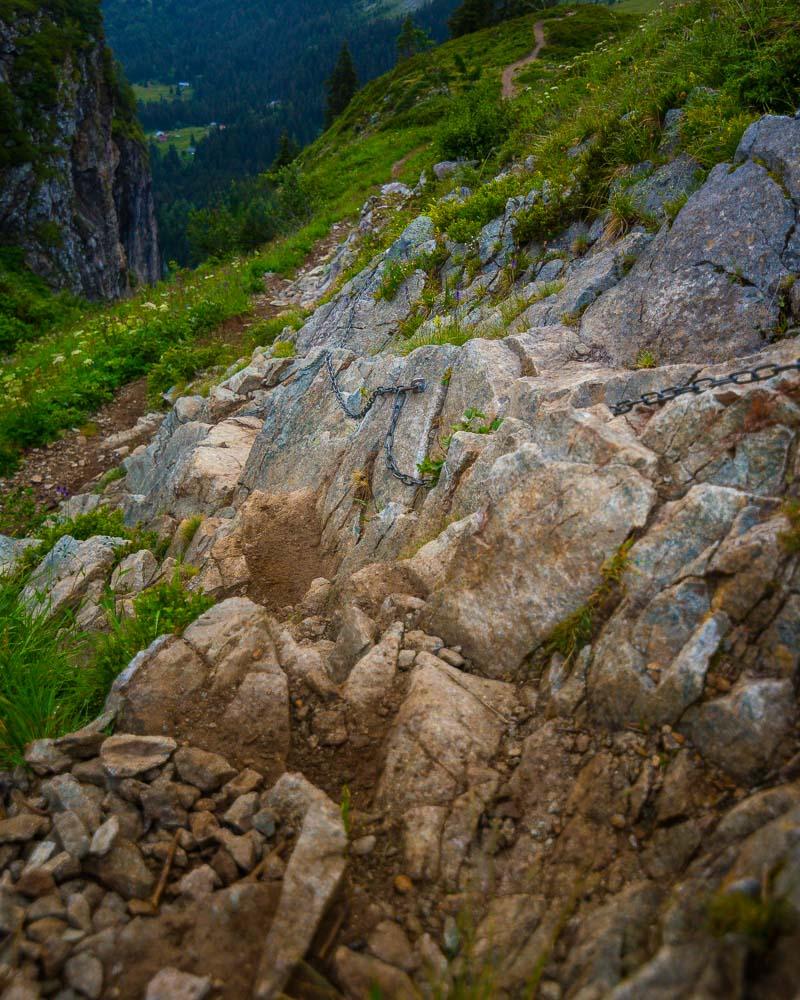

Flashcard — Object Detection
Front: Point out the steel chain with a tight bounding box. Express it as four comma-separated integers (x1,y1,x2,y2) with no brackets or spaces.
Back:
325,352,434,488
610,358,800,416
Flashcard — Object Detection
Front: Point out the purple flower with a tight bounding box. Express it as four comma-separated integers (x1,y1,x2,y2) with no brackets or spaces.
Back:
55,485,70,498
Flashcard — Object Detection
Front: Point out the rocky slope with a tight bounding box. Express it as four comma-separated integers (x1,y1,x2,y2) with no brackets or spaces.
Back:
1,109,800,998
0,2,159,299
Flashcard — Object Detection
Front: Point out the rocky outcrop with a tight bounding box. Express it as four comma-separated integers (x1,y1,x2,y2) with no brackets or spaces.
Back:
4,109,800,998
0,6,159,298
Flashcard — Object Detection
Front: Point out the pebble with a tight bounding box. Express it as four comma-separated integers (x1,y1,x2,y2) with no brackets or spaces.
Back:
610,814,627,830
351,835,376,856
393,874,413,895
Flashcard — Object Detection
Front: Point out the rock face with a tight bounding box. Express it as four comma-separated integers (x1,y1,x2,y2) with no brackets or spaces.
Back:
0,7,159,298
581,116,800,364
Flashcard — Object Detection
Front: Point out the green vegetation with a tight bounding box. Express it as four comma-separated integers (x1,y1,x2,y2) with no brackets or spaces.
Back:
133,81,193,103
340,783,352,836
418,408,502,485
272,340,296,359
0,486,49,537
148,126,211,159
635,349,657,369
539,539,633,662
0,249,84,354
708,885,796,954
0,261,251,473
779,500,800,554
432,0,800,252
0,558,213,767
19,506,164,572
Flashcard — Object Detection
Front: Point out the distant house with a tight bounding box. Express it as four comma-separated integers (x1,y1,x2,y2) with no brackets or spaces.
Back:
178,81,190,90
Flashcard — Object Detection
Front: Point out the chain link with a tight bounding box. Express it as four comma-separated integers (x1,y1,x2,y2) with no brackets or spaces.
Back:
325,352,435,488
610,358,800,416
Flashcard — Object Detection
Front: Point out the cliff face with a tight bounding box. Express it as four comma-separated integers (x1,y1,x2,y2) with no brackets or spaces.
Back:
0,5,160,299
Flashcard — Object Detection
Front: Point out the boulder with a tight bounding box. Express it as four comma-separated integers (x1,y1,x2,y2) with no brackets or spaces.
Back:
581,126,798,365
253,774,347,999
22,535,126,617
100,735,177,778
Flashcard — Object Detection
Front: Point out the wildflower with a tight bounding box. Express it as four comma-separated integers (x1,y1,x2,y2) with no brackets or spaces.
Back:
53,354,65,365
83,358,94,366
71,349,82,356
142,302,157,310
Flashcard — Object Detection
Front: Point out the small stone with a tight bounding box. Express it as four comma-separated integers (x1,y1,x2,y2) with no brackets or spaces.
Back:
174,865,220,899
24,740,71,776
351,835,376,857
403,631,443,654
610,814,627,830
145,967,212,1000
140,781,188,829
89,817,120,858
251,809,276,839
189,812,220,848
223,792,259,833
27,893,66,921
210,847,239,886
83,839,155,900
393,874,414,895
174,747,236,792
0,814,50,843
66,894,93,932
41,775,102,831
220,768,263,803
65,952,103,999
15,868,57,898
437,648,465,668
53,812,90,860
368,920,415,971
26,915,68,942
214,829,259,872
397,650,416,670
100,735,177,778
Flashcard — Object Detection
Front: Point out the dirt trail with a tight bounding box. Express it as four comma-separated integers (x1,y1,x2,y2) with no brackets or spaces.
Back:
502,18,546,100
390,143,428,181
0,229,347,519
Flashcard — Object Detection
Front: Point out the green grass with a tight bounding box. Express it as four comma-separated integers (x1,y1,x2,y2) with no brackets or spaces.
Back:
0,562,213,767
0,259,252,473
0,248,85,354
134,81,193,103
148,125,210,159
432,0,800,251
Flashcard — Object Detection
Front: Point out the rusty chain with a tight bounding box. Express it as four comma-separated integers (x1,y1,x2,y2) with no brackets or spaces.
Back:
325,352,435,488
610,358,800,416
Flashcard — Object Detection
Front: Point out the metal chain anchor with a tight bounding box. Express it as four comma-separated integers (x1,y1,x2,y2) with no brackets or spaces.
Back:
610,358,800,416
325,352,435,488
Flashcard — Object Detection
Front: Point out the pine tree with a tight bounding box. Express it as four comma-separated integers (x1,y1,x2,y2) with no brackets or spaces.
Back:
272,129,299,170
396,15,432,62
325,42,358,127
448,0,495,37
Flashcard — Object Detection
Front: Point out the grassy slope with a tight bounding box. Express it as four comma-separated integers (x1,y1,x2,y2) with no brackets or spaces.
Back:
1,0,797,474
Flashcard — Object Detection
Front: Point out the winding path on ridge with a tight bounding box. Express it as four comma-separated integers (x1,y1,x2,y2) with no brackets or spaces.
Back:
502,18,546,100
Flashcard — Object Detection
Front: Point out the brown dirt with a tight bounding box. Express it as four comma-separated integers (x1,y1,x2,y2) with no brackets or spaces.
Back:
390,144,429,181
501,19,546,100
242,489,338,611
0,379,149,507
